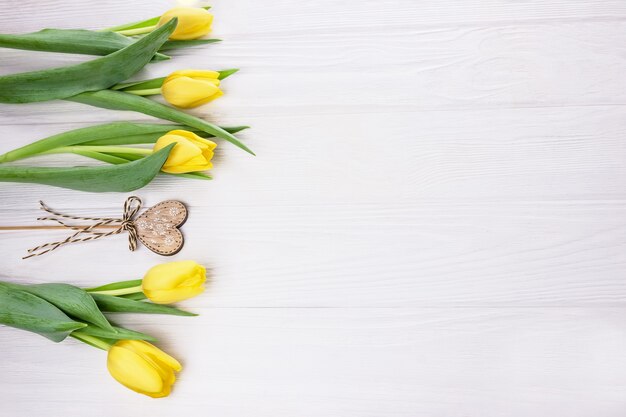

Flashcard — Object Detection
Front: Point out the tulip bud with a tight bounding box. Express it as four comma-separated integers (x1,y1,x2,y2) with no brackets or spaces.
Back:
107,340,182,398
161,69,223,109
157,7,213,40
141,260,207,304
152,130,217,174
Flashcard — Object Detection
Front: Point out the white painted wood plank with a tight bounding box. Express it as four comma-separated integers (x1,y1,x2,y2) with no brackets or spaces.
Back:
1,105,626,204
3,20,626,120
2,0,626,33
2,200,626,307
1,308,626,417
0,0,625,415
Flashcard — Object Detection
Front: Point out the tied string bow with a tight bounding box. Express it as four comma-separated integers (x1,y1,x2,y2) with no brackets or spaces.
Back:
24,196,142,259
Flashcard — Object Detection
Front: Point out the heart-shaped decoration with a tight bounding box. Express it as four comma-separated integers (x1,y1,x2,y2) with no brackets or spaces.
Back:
134,200,188,256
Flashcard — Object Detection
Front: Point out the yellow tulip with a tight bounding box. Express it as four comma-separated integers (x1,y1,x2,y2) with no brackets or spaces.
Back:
161,70,223,109
153,130,217,174
157,7,213,40
107,340,182,398
141,260,207,304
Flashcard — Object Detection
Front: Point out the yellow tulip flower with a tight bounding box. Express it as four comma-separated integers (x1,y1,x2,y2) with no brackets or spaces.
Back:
153,130,217,174
107,340,182,398
141,260,207,304
157,7,213,40
161,70,223,109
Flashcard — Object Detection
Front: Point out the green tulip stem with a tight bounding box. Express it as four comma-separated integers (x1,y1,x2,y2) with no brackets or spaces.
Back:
71,332,113,351
88,285,144,297
115,25,158,36
124,88,163,96
49,146,153,156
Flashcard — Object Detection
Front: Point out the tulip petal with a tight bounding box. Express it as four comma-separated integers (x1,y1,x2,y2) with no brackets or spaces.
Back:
152,130,217,173
190,89,223,107
108,345,164,395
170,130,217,161
161,76,222,109
160,164,212,174
156,136,202,165
143,261,206,290
179,269,207,287
107,340,182,398
142,356,176,393
142,261,207,303
131,340,183,371
168,69,220,82
145,286,205,304
158,8,213,41
168,130,217,150
183,154,211,166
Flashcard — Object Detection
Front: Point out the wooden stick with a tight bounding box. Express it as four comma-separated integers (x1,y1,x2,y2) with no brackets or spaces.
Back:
0,225,121,231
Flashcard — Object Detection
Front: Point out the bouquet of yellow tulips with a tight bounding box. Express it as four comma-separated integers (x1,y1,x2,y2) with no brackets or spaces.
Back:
0,7,252,192
0,260,206,398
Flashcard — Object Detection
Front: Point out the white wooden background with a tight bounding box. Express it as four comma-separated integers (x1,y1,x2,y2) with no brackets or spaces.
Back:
1,0,626,415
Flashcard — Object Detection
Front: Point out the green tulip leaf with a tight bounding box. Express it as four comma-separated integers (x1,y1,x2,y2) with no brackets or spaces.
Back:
83,125,249,146
74,324,156,342
112,77,167,92
45,150,211,181
0,29,169,60
68,89,254,155
160,39,221,51
104,16,162,33
0,18,177,103
0,9,217,58
0,143,174,192
91,293,196,316
0,122,186,163
217,68,240,80
0,283,86,342
12,283,114,331
0,122,248,163
120,292,148,301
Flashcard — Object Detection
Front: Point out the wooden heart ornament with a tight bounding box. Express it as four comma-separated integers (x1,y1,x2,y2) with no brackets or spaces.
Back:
134,200,188,256
15,197,189,259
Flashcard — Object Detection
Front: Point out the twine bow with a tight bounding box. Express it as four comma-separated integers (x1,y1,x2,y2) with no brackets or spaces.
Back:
24,196,143,259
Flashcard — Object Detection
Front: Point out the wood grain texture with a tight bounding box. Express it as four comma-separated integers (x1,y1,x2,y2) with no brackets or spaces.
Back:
1,0,626,416
1,308,626,417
